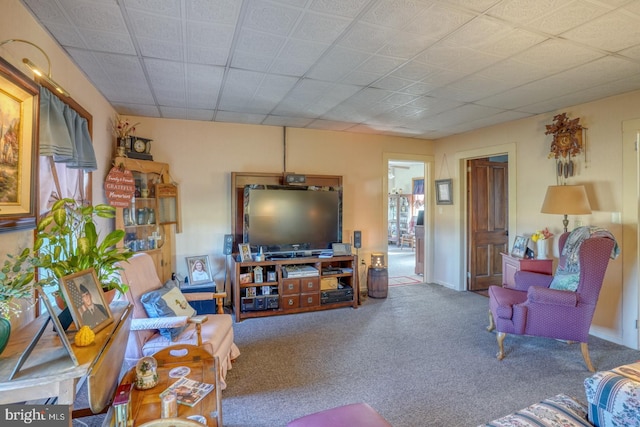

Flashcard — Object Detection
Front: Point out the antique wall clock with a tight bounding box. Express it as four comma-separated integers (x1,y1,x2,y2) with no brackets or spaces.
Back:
545,113,584,180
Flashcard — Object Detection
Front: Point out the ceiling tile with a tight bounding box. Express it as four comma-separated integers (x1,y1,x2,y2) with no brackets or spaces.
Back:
185,0,243,25
562,10,640,51
20,0,640,139
243,0,303,35
309,0,370,18
527,1,610,34
125,0,182,17
58,0,128,32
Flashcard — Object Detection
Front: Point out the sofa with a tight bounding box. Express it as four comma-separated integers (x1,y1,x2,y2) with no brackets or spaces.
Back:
480,362,640,427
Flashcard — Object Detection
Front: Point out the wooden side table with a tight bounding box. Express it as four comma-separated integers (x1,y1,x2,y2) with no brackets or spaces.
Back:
501,253,553,288
111,345,222,427
0,301,132,418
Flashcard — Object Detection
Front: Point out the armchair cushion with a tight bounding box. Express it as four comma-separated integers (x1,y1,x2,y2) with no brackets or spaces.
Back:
140,281,196,340
549,271,580,291
528,286,578,307
512,270,554,291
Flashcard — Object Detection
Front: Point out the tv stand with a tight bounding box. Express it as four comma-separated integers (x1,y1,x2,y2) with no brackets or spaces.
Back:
231,255,358,322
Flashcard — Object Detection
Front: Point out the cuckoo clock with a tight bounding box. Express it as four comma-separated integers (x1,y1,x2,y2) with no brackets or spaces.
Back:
545,113,584,179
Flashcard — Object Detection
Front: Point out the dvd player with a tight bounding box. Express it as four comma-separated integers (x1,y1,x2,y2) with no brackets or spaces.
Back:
321,287,354,304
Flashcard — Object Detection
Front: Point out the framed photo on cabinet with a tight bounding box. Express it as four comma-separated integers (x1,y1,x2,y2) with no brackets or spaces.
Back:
186,255,213,285
511,236,529,259
238,243,252,262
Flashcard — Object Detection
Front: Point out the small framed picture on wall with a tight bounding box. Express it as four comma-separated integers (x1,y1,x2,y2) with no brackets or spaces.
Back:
435,179,453,205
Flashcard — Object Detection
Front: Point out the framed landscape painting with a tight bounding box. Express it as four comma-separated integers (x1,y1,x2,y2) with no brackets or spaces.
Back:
0,57,39,232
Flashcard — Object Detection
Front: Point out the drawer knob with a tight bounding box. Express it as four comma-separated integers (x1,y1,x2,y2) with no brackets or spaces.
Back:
288,299,294,306
307,297,313,303
288,284,294,290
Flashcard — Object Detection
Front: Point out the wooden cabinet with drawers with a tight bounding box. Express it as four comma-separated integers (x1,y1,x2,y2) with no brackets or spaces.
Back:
500,253,553,288
231,255,358,322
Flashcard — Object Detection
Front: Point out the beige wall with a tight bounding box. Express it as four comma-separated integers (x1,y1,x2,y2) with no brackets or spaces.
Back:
129,118,434,283
434,92,640,349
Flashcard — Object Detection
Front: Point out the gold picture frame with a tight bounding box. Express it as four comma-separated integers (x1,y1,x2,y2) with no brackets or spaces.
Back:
0,57,39,232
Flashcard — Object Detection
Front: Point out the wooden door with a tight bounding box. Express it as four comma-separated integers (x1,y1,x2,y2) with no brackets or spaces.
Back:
468,158,508,291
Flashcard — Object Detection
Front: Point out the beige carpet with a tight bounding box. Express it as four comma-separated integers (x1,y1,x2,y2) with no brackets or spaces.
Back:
388,275,423,286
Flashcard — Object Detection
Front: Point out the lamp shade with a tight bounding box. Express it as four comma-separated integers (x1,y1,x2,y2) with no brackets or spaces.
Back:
540,185,591,215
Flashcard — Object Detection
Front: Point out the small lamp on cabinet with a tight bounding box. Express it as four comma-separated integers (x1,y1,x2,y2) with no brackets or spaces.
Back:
371,252,386,268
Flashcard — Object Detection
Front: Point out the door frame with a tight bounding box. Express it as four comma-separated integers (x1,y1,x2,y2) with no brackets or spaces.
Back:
383,153,434,284
454,143,517,291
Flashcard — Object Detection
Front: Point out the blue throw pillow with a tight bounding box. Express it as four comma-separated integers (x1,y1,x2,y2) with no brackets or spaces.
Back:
549,271,580,292
141,281,196,340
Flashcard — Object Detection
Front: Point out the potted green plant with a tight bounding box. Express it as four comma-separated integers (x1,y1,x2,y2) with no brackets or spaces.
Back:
34,198,134,300
0,248,36,354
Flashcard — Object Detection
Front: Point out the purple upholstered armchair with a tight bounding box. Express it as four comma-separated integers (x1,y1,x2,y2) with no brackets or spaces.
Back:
487,230,616,371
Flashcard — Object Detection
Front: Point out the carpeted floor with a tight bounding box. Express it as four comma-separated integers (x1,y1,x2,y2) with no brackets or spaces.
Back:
73,283,640,427
218,283,640,426
388,244,423,287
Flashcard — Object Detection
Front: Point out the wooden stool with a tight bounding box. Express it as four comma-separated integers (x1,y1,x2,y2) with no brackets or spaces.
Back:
287,403,391,427
400,233,415,250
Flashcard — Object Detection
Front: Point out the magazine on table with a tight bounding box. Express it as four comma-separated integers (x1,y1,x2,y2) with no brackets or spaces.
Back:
160,377,214,407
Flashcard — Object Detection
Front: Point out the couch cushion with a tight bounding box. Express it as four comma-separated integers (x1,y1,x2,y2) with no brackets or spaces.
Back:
479,394,590,427
140,281,196,340
584,364,640,427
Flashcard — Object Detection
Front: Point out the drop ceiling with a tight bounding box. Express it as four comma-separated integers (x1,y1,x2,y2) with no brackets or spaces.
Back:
18,0,640,139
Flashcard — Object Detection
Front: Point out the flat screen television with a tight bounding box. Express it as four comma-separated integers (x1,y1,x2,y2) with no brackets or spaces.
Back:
243,185,342,256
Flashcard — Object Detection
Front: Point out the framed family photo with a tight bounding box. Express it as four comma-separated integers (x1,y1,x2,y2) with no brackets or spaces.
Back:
238,243,252,262
186,255,213,285
435,179,453,205
511,235,529,259
0,57,40,232
59,268,113,333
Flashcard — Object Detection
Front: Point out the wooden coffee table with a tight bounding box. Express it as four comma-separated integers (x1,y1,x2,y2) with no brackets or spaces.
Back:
113,345,222,427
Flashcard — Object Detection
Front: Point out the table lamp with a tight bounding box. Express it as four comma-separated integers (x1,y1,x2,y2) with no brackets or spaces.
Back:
371,252,385,268
540,185,591,232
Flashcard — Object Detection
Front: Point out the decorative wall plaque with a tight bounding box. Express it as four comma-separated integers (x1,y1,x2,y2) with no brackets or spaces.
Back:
545,113,585,179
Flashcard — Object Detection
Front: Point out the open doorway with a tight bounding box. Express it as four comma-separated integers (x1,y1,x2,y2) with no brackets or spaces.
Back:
387,160,425,285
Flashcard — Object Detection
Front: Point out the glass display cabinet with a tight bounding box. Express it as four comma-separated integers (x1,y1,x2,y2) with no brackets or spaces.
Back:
114,156,180,281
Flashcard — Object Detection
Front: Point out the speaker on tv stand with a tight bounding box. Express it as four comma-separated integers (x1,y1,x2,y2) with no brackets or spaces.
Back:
222,234,234,309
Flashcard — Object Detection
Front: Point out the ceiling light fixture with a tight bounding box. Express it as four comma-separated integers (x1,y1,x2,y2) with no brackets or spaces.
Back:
0,38,69,97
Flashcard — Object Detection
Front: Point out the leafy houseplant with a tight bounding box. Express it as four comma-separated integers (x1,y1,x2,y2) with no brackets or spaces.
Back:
0,248,35,320
0,248,36,354
34,198,133,295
